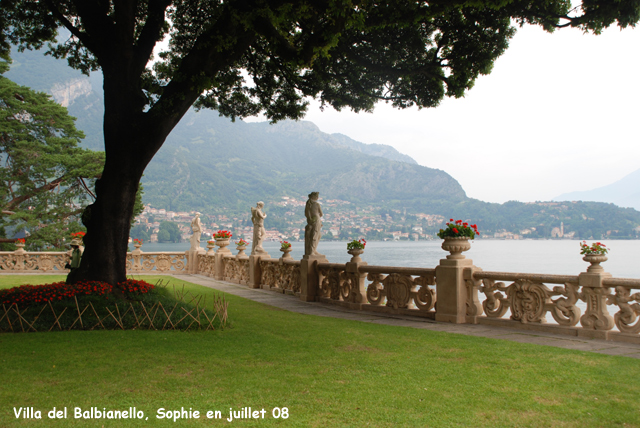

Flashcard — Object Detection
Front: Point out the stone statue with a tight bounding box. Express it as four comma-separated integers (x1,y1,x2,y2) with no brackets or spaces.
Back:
304,191,323,256
251,201,267,255
189,212,202,251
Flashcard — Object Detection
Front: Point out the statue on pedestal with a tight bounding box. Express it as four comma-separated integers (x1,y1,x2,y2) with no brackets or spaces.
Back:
189,212,202,251
304,191,323,257
251,201,267,255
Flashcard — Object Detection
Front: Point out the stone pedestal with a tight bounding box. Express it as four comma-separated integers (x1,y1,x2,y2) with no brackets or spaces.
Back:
578,270,614,331
435,257,473,323
186,250,199,274
345,260,367,303
300,254,328,302
249,254,266,289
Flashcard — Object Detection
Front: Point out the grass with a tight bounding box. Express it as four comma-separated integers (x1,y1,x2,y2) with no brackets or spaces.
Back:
1,274,639,427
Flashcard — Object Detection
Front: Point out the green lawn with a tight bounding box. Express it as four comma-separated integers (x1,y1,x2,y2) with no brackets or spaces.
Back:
1,275,639,428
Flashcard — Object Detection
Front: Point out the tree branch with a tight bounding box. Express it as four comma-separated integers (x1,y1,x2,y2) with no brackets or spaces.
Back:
133,0,172,74
5,175,67,212
43,0,94,50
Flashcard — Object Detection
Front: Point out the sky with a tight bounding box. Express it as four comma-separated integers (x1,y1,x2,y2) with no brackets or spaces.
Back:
251,22,640,204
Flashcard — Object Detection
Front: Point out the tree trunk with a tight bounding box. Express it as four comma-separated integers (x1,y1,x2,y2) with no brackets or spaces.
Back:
66,112,168,285
65,44,202,286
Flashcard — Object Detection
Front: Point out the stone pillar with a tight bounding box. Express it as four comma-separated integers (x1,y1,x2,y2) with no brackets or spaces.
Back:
345,259,368,304
214,247,232,281
186,246,205,274
131,246,143,272
578,268,614,337
300,254,328,302
249,254,264,289
435,257,473,324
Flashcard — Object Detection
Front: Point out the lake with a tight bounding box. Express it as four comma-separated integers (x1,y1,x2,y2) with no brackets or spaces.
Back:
138,239,640,279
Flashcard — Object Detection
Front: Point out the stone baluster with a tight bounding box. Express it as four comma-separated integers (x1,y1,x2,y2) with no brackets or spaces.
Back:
345,250,367,304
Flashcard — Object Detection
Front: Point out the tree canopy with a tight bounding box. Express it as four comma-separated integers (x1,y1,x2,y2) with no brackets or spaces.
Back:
1,0,637,284
0,55,103,250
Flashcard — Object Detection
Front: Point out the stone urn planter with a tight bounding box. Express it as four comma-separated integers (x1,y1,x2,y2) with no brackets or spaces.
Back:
441,237,471,259
583,254,608,273
236,245,248,257
133,242,142,251
206,242,216,255
14,241,26,253
215,238,231,254
280,247,293,260
347,248,364,263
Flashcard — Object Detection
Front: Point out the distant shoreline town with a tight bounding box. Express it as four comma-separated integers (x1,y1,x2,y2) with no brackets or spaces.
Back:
132,197,637,243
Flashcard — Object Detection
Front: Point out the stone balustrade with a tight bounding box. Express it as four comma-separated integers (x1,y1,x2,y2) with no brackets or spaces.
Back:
317,263,437,317
125,251,188,274
2,241,639,344
259,258,301,293
0,249,71,272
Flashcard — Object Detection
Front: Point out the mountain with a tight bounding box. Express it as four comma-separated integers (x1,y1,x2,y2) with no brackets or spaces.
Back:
5,45,640,239
553,168,640,211
143,110,464,212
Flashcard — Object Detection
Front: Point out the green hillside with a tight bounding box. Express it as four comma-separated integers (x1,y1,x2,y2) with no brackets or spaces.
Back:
145,110,465,212
5,45,640,239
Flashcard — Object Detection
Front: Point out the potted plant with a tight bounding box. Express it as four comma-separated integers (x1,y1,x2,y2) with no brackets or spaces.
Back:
206,239,216,254
236,239,249,256
280,241,292,259
14,238,26,251
580,241,608,272
346,239,366,262
132,238,143,249
437,219,479,259
214,230,232,253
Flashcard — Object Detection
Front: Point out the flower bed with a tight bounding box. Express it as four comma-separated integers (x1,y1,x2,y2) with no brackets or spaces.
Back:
0,279,155,307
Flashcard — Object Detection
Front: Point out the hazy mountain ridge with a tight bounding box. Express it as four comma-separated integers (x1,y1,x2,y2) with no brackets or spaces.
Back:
6,45,640,239
144,110,465,212
553,168,640,211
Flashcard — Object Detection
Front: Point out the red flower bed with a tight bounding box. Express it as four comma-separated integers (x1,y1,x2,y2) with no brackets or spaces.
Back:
0,279,155,307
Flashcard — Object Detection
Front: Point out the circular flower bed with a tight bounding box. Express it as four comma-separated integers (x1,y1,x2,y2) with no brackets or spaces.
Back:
0,279,155,307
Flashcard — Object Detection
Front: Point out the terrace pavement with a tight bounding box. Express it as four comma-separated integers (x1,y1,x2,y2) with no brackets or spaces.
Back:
183,274,640,360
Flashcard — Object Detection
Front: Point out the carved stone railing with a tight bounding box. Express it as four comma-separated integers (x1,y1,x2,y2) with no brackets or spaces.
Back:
223,255,250,285
125,251,188,274
468,270,640,341
1,248,191,275
198,253,215,278
603,278,640,335
0,250,71,272
3,242,639,344
468,272,581,325
260,258,301,294
317,262,437,317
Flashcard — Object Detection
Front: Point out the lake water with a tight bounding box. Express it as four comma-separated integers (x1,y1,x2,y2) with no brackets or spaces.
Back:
139,239,640,279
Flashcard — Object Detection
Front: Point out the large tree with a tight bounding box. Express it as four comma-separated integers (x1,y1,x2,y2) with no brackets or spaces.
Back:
0,55,104,250
1,0,637,285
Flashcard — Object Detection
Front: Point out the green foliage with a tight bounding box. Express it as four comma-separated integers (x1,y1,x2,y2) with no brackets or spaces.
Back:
131,182,144,226
580,241,608,255
158,221,181,243
437,219,479,239
0,56,103,250
129,223,151,242
347,239,366,250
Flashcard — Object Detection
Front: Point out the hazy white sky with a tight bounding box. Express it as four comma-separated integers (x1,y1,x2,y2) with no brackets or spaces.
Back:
285,23,640,204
